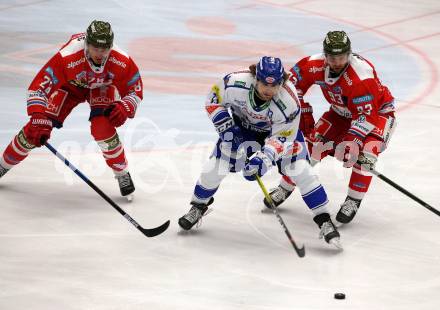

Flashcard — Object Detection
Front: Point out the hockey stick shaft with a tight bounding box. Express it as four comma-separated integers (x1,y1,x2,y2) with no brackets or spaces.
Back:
255,175,305,257
371,169,440,217
45,142,170,237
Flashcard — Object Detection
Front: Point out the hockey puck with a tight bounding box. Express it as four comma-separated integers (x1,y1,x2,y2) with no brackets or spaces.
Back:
334,293,345,300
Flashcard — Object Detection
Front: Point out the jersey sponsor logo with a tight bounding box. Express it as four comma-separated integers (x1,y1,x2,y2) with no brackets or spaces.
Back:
278,129,294,137
18,130,35,150
69,79,88,88
210,85,222,104
353,94,373,104
67,57,85,69
127,72,140,86
315,81,328,89
90,96,113,104
98,134,121,151
5,154,19,165
44,67,59,84
352,121,370,134
292,65,302,81
108,56,127,68
343,72,353,86
352,182,366,189
333,86,342,94
234,80,246,87
357,115,366,123
276,99,287,111
76,71,87,80
309,66,324,74
277,136,287,143
244,109,269,121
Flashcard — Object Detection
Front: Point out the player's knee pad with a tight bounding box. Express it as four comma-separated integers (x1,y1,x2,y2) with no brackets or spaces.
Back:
357,152,378,171
90,116,116,140
95,133,122,155
91,118,121,155
199,156,230,189
277,139,309,176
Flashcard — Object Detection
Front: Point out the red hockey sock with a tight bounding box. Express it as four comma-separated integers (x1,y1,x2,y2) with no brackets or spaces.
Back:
1,130,35,169
348,163,373,200
101,138,128,173
91,116,128,174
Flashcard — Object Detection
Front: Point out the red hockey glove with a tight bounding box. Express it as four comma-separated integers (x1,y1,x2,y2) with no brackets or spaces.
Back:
23,113,53,147
334,133,364,168
299,102,315,138
105,100,134,128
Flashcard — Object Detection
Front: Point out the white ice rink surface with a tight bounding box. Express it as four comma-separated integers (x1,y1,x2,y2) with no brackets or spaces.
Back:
1,1,440,309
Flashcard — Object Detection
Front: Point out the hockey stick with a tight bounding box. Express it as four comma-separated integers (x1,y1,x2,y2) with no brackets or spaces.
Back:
255,175,305,257
45,142,170,237
370,169,440,217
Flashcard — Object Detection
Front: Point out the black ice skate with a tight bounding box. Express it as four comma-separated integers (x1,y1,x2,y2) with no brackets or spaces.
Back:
313,213,342,249
263,185,293,210
0,164,9,179
115,172,135,201
178,198,214,231
336,196,362,224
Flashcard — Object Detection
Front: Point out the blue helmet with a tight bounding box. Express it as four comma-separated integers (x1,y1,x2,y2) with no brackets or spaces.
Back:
256,56,284,85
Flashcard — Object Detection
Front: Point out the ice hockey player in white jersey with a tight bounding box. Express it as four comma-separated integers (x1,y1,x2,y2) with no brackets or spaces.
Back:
178,56,341,248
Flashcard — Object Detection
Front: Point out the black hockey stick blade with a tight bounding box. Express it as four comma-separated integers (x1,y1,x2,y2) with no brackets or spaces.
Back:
295,244,306,257
141,220,170,237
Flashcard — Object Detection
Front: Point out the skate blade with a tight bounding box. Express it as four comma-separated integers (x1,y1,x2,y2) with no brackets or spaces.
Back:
329,237,343,250
126,194,134,202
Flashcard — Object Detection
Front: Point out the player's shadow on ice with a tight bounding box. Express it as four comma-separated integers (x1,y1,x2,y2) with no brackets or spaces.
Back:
0,184,10,190
260,207,297,215
177,228,210,237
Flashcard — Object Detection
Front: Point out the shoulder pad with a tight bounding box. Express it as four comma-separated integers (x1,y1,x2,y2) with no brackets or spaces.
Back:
272,81,300,116
308,53,326,61
111,44,129,59
223,71,254,88
59,35,85,57
349,54,375,81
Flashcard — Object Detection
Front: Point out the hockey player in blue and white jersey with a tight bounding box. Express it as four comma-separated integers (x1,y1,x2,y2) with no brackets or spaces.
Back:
178,56,341,247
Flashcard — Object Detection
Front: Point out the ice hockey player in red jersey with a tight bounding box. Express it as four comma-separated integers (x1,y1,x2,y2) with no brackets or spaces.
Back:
265,31,396,224
0,20,143,198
